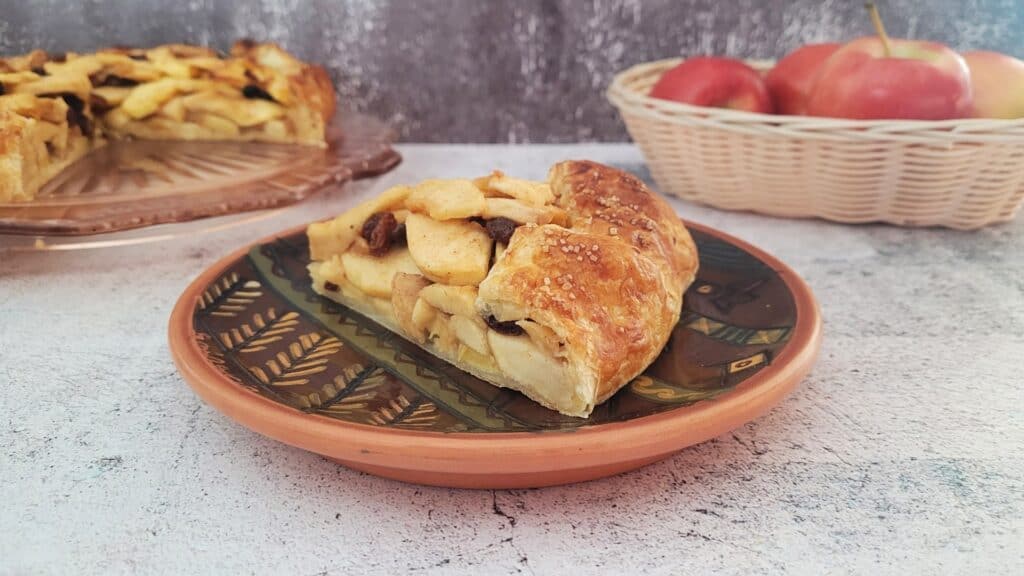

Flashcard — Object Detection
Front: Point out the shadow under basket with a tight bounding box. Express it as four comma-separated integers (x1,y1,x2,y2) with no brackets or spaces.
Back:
608,58,1024,230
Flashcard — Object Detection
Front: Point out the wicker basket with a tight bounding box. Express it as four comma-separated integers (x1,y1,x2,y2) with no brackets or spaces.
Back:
608,58,1024,230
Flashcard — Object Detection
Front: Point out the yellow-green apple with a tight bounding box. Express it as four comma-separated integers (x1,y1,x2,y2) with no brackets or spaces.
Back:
766,43,841,115
806,4,972,120
649,57,774,113
962,50,1024,118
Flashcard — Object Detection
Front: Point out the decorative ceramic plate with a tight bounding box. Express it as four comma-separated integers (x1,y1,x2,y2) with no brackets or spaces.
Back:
169,220,821,488
0,112,400,236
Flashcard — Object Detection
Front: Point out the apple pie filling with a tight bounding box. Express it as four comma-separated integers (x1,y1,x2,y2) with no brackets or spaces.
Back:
307,172,579,408
0,55,99,202
52,41,332,146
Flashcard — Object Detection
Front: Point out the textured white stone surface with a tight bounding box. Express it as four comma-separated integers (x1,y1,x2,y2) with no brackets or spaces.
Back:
1,145,1022,575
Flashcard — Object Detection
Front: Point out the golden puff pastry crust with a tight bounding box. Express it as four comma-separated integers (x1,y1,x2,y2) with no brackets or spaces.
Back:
480,161,697,410
307,161,698,418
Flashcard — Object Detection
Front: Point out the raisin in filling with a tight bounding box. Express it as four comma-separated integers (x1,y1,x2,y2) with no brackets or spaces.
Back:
58,94,93,137
484,217,519,245
361,212,399,256
89,94,116,114
484,315,524,336
390,222,407,246
242,84,275,102
98,74,139,87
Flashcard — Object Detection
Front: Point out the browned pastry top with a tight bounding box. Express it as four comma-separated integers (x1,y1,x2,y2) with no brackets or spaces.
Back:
479,160,698,401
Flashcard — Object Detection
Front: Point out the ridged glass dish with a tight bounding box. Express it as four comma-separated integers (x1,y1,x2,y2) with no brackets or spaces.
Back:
0,112,400,249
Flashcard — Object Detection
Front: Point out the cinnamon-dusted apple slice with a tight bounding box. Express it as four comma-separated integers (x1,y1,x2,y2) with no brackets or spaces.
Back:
405,179,486,220
391,273,432,342
482,198,567,226
417,284,479,318
409,298,438,339
449,315,491,357
119,78,209,119
340,247,420,298
405,213,492,285
478,171,555,206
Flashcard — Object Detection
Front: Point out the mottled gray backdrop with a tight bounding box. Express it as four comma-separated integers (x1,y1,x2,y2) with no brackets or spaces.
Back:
1,0,1022,142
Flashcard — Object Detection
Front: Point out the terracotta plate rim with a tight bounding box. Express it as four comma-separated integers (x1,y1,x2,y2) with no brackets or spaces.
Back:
169,219,822,473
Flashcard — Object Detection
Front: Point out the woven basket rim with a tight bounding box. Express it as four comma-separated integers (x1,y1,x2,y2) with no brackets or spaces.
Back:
604,57,1024,230
607,57,1024,136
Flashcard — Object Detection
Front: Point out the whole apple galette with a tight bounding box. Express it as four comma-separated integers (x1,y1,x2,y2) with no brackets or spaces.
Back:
0,40,335,203
307,161,698,418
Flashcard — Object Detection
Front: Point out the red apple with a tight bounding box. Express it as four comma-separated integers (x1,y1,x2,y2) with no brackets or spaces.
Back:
805,36,973,120
649,57,774,113
962,50,1024,119
804,3,973,120
766,43,841,115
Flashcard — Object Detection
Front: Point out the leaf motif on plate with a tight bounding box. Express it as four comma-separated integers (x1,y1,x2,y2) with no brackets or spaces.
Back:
248,332,343,387
197,272,263,318
194,332,239,384
218,308,300,353
317,390,376,419
368,396,418,426
315,369,391,421
287,363,373,409
393,401,439,429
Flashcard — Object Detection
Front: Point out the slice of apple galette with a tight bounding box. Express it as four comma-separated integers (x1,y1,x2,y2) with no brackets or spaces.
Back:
0,40,335,203
0,51,99,202
307,161,698,418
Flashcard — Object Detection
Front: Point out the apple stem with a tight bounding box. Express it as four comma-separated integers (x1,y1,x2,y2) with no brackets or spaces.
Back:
866,2,892,58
